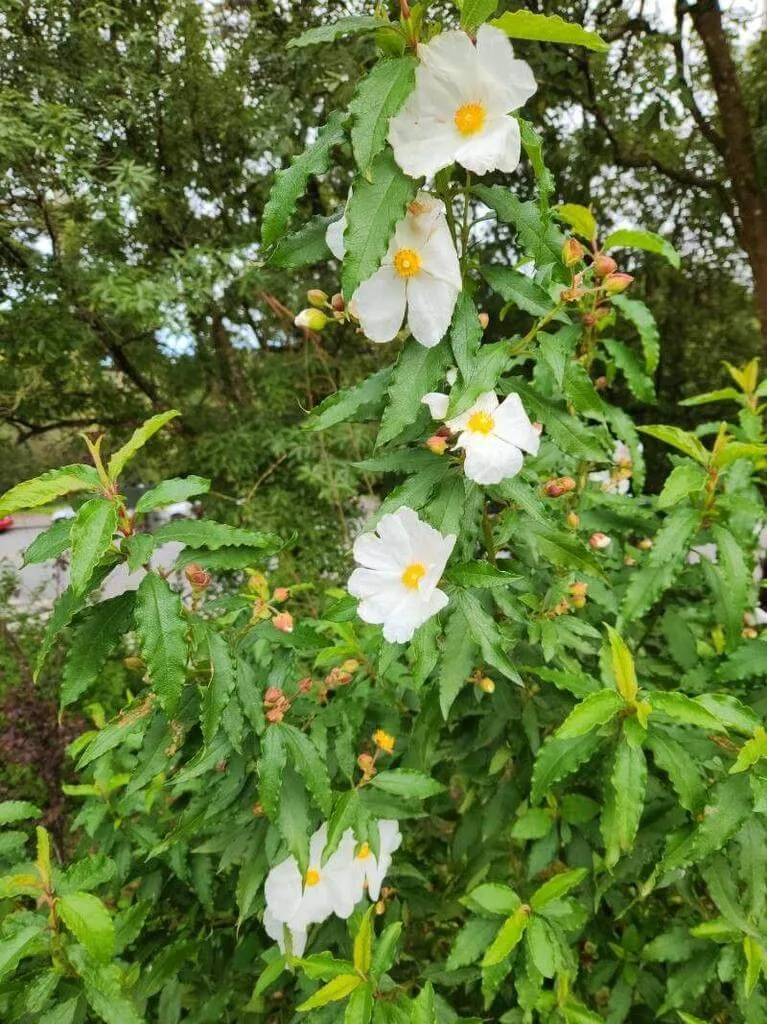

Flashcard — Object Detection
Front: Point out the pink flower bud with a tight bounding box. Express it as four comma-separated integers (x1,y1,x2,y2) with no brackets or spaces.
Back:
478,312,489,329
589,532,612,550
298,677,313,694
592,254,617,278
603,273,633,295
543,476,576,498
271,611,294,633
264,687,283,705
272,586,289,603
426,434,449,455
185,564,212,590
330,292,345,312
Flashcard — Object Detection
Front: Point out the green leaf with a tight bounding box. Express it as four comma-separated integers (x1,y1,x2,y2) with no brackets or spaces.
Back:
619,506,702,624
554,203,597,241
0,464,100,516
491,10,609,51
353,905,375,974
511,808,553,840
377,338,451,446
531,868,588,910
287,15,383,49
134,476,210,513
447,918,498,970
455,590,520,682
39,999,80,1024
153,519,279,550
69,498,119,596
602,338,656,404
278,768,311,872
711,524,750,647
695,693,760,734
650,691,725,731
601,728,647,867
450,291,483,381
662,774,752,873
342,148,419,301
258,725,286,819
107,410,180,480
657,463,706,509
371,921,402,980
679,387,741,407
200,632,237,745
482,906,530,967
460,0,498,31
262,112,346,246
510,380,609,461
481,264,554,317
447,561,520,589
525,915,558,977
606,626,638,703
0,924,46,982
438,609,477,719
531,731,603,803
61,594,135,709
306,366,393,431
345,984,374,1024
526,522,603,577
603,228,680,269
57,891,115,962
124,532,154,572
253,954,286,998
743,936,766,997
297,973,362,1011
270,215,333,269
35,585,88,681
554,689,624,740
463,882,520,916
370,769,445,800
411,981,436,1024
350,58,416,172
282,723,332,815
730,728,767,773
520,119,555,208
23,517,72,564
0,800,42,825
474,185,565,269
67,947,143,1024
613,295,660,373
446,341,513,419
174,544,272,571
134,573,188,715
646,729,704,812
638,424,709,465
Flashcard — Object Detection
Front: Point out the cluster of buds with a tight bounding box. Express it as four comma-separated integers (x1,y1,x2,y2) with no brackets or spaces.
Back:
569,581,588,609
264,687,291,724
561,272,586,304
185,564,212,592
542,476,576,499
318,659,359,700
589,532,612,550
294,288,348,333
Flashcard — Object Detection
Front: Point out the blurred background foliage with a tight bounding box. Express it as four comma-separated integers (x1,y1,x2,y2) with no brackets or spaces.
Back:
1,0,765,575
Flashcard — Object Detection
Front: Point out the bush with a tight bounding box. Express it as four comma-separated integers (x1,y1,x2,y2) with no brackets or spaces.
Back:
1,7,766,1024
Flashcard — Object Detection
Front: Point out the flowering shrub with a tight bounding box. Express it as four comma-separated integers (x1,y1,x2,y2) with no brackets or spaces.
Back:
2,5,767,1023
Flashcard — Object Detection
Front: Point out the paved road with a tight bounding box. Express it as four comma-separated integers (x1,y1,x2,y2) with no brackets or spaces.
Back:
0,516,184,612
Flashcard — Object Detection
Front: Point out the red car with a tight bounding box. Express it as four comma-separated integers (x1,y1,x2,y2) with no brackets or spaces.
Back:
0,516,14,532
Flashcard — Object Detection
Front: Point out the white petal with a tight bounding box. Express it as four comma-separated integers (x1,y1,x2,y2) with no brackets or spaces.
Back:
325,215,346,261
309,824,328,867
353,267,407,344
352,532,403,573
417,30,478,92
389,105,465,179
455,115,521,176
376,507,420,562
420,218,462,290
460,434,524,484
421,392,450,419
493,393,539,454
367,820,403,901
406,273,459,348
475,25,537,113
264,857,302,922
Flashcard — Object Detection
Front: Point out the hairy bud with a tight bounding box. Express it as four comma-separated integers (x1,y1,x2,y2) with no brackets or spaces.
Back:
298,676,313,694
271,611,294,633
478,312,490,329
566,511,581,529
306,288,328,308
543,476,576,498
185,564,212,590
478,676,495,694
589,532,612,550
426,434,449,455
638,538,653,551
592,253,617,278
264,687,283,706
602,273,634,295
330,292,345,312
272,586,289,603
563,238,586,267
294,308,329,331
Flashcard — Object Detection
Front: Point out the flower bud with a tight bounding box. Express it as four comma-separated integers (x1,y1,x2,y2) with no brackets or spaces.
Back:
357,752,375,775
185,564,212,590
330,292,345,312
272,586,289,603
426,434,449,455
247,571,268,596
638,538,653,551
271,611,294,633
298,676,313,694
594,375,608,391
563,238,586,267
294,308,329,331
742,626,759,640
569,582,588,599
374,728,395,754
478,676,495,694
478,312,489,329
624,555,637,566
341,659,360,673
592,254,617,278
543,476,576,498
602,273,634,295
123,656,144,672
264,687,283,705
266,707,285,724
589,532,612,550
252,801,264,816
306,289,328,308
566,512,580,529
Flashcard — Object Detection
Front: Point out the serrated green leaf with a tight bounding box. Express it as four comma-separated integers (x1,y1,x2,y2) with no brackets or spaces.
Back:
679,387,741,407
481,264,554,317
491,10,608,50
602,338,656,403
446,341,513,419
601,728,646,866
370,769,444,800
277,768,310,872
555,689,624,740
657,463,706,509
282,723,332,815
23,517,72,564
287,15,383,49
510,380,609,461
353,905,375,974
639,424,709,465
482,905,530,967
411,981,436,1024
0,924,46,982
135,475,210,513
606,626,638,703
0,464,100,516
61,594,135,709
613,295,660,373
153,518,279,550
650,691,725,731
603,228,680,269
438,609,477,719
377,338,451,446
446,918,498,970
342,148,419,301
525,914,558,977
455,590,520,682
270,214,333,269
124,532,154,572
646,729,704,812
258,725,286,819
297,972,362,1011
262,112,346,246
554,203,597,241
345,983,374,1024
531,868,588,910
201,631,237,745
371,921,402,980
69,498,118,596
306,366,393,432
107,410,180,480
134,573,188,714
350,58,416,172
460,0,498,31
0,800,42,825
531,731,603,803
474,185,565,269
58,891,115,962
450,291,483,381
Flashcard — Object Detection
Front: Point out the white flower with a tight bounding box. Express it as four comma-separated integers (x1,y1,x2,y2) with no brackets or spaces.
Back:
348,820,402,901
352,193,461,349
589,440,635,495
687,543,718,566
263,824,362,956
348,506,456,643
447,391,539,485
388,25,536,179
422,391,450,419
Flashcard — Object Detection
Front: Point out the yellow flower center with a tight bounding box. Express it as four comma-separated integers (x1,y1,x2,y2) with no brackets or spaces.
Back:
304,868,321,887
454,102,486,136
356,842,372,860
466,410,494,435
401,562,427,590
393,247,421,279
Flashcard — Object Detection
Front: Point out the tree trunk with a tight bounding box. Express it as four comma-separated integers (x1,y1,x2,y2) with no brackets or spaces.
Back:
690,0,767,350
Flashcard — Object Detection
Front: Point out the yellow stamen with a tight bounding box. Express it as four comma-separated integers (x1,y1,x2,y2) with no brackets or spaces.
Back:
304,868,321,887
356,842,372,860
401,562,427,590
393,247,421,279
374,728,396,754
466,410,494,435
454,102,486,136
